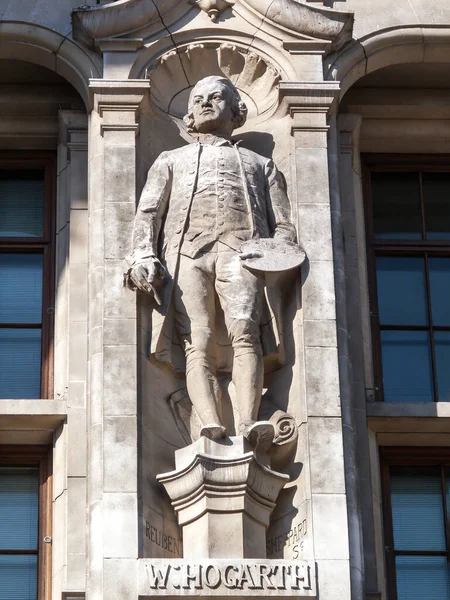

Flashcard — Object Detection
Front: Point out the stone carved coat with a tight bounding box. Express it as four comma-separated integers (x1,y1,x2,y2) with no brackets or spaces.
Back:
130,142,296,376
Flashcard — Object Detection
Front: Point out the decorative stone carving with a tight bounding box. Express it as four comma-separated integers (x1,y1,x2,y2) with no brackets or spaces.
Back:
148,44,281,123
72,0,353,57
168,388,298,470
240,0,353,52
157,436,289,559
125,75,304,449
191,0,235,21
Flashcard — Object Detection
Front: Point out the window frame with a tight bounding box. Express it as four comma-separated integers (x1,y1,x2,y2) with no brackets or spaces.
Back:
381,447,450,600
0,152,56,399
0,446,52,600
363,154,450,402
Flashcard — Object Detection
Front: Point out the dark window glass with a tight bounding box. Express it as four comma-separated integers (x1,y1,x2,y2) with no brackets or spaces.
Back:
376,257,427,326
0,253,43,398
0,162,52,399
395,556,450,600
0,254,43,323
0,556,38,600
383,459,450,600
381,331,433,403
0,467,39,600
0,171,45,238
0,329,41,398
429,258,450,326
367,161,450,402
434,331,450,401
423,172,450,240
372,172,421,239
390,467,445,551
0,468,39,550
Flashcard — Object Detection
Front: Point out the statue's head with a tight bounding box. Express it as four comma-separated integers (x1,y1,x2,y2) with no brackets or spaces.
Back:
183,76,248,135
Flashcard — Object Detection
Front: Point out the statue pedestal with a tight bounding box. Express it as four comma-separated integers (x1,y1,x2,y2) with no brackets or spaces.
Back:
157,436,289,559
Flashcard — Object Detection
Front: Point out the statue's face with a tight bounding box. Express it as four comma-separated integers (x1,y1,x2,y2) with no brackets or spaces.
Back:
191,81,234,134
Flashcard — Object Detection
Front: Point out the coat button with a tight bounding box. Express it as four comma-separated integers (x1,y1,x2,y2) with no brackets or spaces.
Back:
176,228,182,234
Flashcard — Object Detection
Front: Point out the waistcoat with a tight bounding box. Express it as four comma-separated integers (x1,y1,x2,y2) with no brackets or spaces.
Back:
180,142,252,258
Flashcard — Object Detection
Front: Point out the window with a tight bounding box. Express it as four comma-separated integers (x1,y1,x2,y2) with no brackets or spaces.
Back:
381,448,450,600
0,154,55,399
0,447,51,600
364,156,450,402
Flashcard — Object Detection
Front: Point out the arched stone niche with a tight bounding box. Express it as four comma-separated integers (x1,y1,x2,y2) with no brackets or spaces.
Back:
138,40,293,174
148,42,281,126
136,41,299,563
148,42,281,121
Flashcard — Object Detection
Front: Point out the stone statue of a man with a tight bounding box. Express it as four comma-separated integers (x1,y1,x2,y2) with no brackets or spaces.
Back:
126,75,297,447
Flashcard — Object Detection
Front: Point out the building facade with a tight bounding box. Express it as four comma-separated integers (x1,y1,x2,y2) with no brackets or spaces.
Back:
1,1,450,600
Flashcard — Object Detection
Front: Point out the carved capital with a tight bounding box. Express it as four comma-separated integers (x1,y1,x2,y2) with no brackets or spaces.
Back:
58,112,88,163
279,81,340,110
158,436,288,559
158,440,288,527
279,81,340,133
338,113,362,155
89,79,150,136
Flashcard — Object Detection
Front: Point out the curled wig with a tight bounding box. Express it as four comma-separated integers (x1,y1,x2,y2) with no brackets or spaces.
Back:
183,76,248,133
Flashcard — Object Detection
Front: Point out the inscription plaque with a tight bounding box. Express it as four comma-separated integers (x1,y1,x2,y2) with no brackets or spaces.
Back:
138,559,316,598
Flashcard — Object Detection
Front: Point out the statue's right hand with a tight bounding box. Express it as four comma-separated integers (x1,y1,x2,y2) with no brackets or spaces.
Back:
125,258,166,304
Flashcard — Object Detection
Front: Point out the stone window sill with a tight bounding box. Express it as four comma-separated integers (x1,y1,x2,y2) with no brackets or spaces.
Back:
366,401,450,419
0,399,66,443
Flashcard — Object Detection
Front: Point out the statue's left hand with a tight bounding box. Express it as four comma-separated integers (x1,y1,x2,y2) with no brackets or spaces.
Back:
239,251,264,261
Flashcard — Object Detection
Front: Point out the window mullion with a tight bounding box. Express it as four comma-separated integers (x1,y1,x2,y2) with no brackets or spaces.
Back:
381,461,399,600
442,467,450,563
419,171,427,240
424,251,439,402
0,549,39,555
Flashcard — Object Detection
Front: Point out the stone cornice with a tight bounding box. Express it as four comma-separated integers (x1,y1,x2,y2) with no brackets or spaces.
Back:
279,81,340,109
72,0,163,49
72,0,353,55
243,0,353,52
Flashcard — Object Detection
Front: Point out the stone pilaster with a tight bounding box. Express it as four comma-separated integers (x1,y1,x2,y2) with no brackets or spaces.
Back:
279,81,351,599
86,79,150,600
338,114,383,600
56,111,89,596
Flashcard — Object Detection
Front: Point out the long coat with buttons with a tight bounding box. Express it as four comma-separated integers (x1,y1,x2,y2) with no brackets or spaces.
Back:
130,142,297,376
